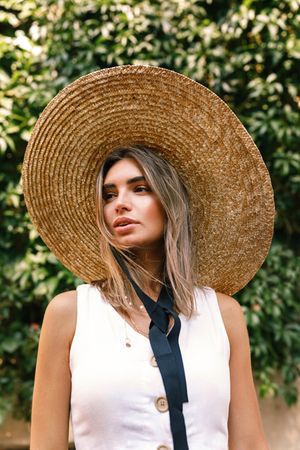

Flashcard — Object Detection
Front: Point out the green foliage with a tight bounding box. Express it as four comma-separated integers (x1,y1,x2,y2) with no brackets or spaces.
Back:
0,0,299,423
237,241,300,405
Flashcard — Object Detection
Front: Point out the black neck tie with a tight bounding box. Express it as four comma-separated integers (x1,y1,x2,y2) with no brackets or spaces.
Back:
112,249,189,450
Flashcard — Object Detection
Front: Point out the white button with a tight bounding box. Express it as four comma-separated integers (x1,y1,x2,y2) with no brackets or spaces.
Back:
150,355,158,367
155,396,168,412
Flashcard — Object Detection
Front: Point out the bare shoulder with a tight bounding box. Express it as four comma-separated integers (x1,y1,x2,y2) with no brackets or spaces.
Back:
215,291,247,341
47,289,77,314
43,289,77,346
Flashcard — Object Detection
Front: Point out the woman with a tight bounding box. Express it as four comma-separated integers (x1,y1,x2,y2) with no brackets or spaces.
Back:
23,66,274,450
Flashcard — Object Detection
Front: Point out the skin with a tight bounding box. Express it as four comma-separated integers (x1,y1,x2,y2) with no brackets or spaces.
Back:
102,158,166,284
30,159,270,450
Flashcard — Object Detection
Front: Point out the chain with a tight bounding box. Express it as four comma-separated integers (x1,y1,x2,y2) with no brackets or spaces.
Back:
127,314,149,337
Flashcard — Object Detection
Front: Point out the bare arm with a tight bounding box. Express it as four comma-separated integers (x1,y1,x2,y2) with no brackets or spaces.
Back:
216,292,270,450
30,290,77,450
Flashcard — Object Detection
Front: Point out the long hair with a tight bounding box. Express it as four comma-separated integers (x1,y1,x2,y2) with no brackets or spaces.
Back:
92,145,197,318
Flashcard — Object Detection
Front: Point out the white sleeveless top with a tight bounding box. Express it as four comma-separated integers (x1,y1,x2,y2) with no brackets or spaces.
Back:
70,284,230,450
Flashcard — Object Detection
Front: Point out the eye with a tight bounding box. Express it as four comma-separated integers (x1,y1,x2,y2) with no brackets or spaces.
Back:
102,192,115,201
135,185,151,193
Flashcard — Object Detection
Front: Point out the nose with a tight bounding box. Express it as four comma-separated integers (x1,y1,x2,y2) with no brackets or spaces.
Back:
114,191,132,213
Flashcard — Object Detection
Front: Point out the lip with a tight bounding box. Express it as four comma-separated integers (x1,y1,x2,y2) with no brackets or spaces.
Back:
113,217,139,228
114,223,138,235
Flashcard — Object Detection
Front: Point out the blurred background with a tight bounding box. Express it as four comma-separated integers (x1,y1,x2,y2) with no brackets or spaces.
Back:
0,0,299,449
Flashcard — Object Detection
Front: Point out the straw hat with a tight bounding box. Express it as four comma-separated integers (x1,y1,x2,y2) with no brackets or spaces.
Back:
22,65,275,295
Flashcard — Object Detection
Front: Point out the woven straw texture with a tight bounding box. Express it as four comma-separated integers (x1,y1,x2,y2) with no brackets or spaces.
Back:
22,65,275,295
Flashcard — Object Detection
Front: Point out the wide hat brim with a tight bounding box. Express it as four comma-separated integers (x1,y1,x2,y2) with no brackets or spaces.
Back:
22,65,275,295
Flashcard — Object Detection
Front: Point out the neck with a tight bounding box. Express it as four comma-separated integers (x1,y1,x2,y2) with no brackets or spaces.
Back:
111,243,165,305
131,242,165,298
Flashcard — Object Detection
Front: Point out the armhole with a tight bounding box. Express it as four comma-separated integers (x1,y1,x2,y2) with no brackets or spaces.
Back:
203,286,231,361
69,286,81,372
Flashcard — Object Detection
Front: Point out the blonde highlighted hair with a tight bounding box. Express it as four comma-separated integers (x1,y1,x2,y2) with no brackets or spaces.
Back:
92,145,197,318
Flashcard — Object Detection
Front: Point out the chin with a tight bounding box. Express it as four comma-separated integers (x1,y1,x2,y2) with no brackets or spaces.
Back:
114,232,164,251
116,239,159,250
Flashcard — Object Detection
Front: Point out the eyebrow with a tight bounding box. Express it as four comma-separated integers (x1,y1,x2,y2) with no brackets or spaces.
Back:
103,176,147,190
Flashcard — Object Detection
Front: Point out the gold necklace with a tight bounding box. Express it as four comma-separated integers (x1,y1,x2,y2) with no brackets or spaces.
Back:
124,312,174,347
128,299,147,314
127,314,149,338
124,315,148,347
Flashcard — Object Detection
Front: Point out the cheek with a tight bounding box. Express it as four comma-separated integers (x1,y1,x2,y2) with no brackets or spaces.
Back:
103,205,113,229
146,200,165,228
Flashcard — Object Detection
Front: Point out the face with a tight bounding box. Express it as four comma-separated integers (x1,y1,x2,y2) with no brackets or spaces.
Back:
102,158,166,251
